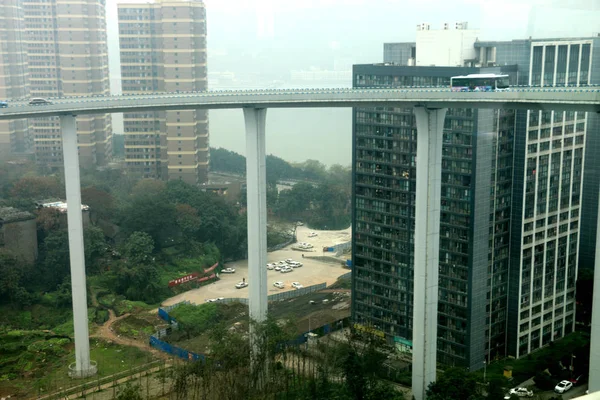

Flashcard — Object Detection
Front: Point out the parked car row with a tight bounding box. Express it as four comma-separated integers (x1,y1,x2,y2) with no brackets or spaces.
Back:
273,281,304,290
205,297,225,303
504,374,586,400
266,259,303,273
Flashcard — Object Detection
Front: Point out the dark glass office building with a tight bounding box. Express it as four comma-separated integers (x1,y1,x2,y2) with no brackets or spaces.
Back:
352,36,599,369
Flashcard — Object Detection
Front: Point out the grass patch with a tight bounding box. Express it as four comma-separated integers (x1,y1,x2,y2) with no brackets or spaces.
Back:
20,338,156,398
113,315,160,340
0,304,72,331
328,275,352,290
474,331,590,384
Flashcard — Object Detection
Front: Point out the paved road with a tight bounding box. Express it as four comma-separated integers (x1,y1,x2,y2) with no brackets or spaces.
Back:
162,225,351,306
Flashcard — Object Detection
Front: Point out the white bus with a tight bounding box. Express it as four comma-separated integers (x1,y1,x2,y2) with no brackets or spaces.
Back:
450,74,510,92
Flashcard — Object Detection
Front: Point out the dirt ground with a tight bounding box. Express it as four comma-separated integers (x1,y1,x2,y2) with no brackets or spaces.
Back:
162,225,351,306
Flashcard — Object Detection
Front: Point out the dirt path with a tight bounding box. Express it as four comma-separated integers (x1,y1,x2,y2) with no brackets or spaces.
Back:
91,309,169,360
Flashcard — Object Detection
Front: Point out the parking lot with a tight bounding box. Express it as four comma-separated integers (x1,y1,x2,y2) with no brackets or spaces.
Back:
162,225,351,306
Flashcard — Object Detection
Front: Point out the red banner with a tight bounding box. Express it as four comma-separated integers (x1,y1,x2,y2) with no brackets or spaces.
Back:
168,272,200,287
198,273,216,283
203,262,218,274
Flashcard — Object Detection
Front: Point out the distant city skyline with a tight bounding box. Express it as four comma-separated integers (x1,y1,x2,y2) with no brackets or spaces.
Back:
106,0,600,166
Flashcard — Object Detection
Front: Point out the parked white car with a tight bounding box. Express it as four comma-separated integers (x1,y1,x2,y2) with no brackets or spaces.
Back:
273,281,285,289
281,267,293,273
554,380,573,394
285,258,293,263
266,263,275,270
221,267,235,274
289,261,303,268
235,281,248,289
504,387,533,399
308,232,318,238
291,282,303,289
274,265,282,271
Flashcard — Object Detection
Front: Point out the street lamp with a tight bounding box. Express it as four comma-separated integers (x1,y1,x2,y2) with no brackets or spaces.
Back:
483,360,487,384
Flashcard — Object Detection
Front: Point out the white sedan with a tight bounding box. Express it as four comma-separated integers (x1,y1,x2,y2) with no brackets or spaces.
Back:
504,387,533,399
221,267,235,274
273,281,284,289
266,263,275,270
281,267,293,273
554,380,573,394
235,281,248,289
308,232,318,238
291,282,303,289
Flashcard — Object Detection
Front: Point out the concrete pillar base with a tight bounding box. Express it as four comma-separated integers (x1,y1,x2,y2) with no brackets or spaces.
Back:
68,360,98,379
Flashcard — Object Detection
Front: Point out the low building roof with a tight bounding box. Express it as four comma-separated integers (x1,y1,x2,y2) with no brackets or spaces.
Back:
0,207,35,223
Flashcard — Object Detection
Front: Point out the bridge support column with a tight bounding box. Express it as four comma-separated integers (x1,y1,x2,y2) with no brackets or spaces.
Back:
243,108,268,348
588,185,600,393
60,115,97,378
412,106,447,400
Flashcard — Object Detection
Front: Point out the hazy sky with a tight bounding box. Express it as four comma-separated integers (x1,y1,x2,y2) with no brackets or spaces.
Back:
105,0,600,166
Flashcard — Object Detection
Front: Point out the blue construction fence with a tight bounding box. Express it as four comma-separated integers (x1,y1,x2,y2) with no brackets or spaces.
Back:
153,301,350,361
149,335,206,362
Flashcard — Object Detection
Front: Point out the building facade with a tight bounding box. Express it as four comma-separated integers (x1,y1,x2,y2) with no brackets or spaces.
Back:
0,207,38,264
0,0,30,157
22,0,112,169
487,38,599,358
353,33,599,369
118,0,209,185
351,64,516,369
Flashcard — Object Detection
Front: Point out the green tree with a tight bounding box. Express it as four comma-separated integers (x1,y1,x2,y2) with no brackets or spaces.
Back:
533,370,555,391
119,189,178,247
487,377,508,400
84,226,106,274
81,186,116,220
40,230,71,288
175,203,202,239
209,147,246,175
9,175,64,200
0,251,31,305
115,382,143,400
123,231,154,265
426,367,484,400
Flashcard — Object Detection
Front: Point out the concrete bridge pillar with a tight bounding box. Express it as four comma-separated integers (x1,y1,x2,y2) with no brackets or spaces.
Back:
60,115,97,378
243,107,269,331
412,106,447,400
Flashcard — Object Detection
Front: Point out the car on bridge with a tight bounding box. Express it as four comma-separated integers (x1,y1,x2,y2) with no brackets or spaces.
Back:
29,98,52,105
0,101,7,108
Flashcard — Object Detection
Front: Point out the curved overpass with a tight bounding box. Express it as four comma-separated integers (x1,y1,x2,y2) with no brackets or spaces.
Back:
15,86,600,398
0,87,599,120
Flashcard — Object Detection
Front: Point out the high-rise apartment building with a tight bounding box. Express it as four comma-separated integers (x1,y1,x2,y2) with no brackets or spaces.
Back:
22,0,112,169
352,27,599,369
0,0,30,157
474,38,599,358
118,0,209,185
